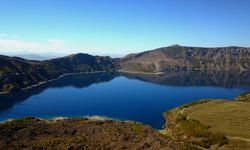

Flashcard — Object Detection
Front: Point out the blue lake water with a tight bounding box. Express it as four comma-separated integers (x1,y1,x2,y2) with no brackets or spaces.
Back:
0,71,250,129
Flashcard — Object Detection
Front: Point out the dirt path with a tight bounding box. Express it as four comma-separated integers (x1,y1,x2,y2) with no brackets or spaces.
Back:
227,136,250,142
180,108,191,119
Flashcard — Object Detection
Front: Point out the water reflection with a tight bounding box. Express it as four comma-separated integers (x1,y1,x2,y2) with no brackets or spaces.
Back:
0,72,118,111
123,71,250,89
0,71,250,120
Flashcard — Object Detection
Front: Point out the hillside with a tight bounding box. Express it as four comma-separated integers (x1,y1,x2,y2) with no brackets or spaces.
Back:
0,117,192,150
121,45,250,72
0,54,119,93
163,92,250,149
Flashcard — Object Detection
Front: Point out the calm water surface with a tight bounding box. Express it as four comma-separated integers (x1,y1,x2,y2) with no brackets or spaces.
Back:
0,71,250,129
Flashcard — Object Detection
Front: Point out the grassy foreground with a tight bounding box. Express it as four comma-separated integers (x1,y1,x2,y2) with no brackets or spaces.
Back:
163,92,250,149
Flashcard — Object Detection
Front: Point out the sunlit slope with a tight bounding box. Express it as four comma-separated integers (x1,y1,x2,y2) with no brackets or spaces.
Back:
164,93,250,149
121,45,250,73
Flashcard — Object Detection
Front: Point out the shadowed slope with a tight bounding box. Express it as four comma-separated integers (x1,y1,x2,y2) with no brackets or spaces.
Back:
0,54,119,93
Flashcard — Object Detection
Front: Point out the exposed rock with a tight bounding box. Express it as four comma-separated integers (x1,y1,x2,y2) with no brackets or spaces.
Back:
121,45,250,72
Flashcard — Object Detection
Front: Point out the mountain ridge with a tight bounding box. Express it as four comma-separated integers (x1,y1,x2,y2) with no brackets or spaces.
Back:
0,53,118,93
1,45,250,93
121,45,250,72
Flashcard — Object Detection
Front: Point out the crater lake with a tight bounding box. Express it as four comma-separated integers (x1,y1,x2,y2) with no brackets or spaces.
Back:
0,71,250,129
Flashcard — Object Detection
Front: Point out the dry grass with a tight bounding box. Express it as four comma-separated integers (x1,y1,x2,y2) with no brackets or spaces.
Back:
235,91,250,102
177,99,250,149
183,100,250,139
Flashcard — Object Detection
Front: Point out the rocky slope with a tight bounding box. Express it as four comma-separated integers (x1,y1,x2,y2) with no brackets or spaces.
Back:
0,117,192,150
121,45,250,72
0,54,119,93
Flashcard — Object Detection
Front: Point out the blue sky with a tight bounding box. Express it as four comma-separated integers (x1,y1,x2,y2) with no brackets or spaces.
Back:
0,0,249,56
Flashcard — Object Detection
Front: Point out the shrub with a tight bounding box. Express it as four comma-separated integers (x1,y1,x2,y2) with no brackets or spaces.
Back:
175,114,228,148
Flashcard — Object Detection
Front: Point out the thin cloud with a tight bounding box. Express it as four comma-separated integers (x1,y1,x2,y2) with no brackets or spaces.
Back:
0,37,66,50
0,39,42,49
48,39,65,47
0,33,20,38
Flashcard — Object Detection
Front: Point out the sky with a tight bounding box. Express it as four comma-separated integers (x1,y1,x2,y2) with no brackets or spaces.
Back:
0,0,250,56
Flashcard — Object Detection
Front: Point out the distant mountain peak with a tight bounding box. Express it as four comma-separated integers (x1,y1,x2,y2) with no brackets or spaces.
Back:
66,53,92,59
169,44,182,47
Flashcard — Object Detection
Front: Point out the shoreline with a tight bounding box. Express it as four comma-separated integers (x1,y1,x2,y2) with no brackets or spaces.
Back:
22,70,107,90
0,70,166,95
0,70,109,95
118,70,164,75
0,115,114,124
1,69,249,95
118,69,247,75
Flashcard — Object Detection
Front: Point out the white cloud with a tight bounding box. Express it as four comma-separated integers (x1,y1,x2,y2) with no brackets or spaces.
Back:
0,33,20,38
0,37,66,52
0,39,42,49
48,39,65,47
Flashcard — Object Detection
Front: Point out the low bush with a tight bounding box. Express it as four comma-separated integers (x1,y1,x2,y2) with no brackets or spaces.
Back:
175,114,228,148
